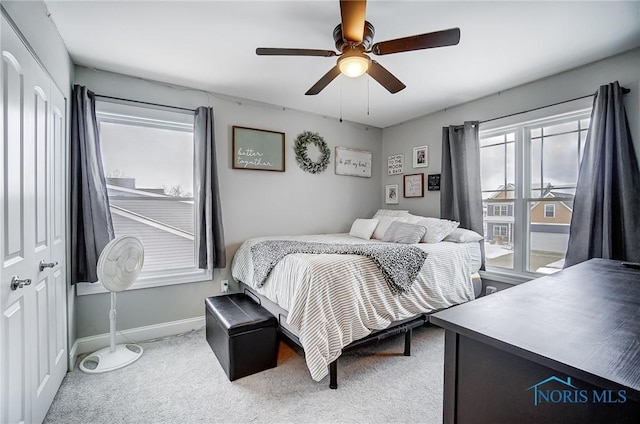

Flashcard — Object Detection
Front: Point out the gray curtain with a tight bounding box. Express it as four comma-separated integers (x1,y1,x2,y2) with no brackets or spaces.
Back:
70,85,114,284
194,107,226,269
564,81,639,267
441,121,485,268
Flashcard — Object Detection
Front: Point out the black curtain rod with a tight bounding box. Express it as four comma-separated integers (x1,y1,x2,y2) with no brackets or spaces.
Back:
94,94,196,113
480,86,630,125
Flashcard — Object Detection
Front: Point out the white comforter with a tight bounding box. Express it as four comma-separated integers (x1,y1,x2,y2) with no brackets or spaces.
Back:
231,233,477,381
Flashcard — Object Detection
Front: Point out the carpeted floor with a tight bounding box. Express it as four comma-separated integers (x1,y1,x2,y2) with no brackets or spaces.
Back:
45,325,445,424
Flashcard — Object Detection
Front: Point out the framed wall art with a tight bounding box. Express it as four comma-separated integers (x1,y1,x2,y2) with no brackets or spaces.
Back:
385,184,399,205
387,154,404,175
335,147,372,178
404,173,424,198
232,126,285,172
428,174,441,191
412,145,428,168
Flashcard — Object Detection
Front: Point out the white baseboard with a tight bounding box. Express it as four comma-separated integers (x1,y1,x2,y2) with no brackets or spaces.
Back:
69,340,79,370
69,315,205,370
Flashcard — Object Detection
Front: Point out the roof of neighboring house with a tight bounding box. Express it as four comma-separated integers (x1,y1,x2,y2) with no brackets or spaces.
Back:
111,213,195,273
108,184,194,234
110,199,194,234
531,191,574,212
106,184,196,272
486,183,574,211
486,183,516,200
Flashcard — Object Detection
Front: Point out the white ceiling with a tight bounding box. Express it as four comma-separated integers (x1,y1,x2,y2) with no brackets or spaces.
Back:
45,0,640,128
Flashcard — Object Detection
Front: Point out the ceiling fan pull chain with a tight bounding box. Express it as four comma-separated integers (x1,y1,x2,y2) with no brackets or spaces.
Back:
367,77,370,116
340,77,343,122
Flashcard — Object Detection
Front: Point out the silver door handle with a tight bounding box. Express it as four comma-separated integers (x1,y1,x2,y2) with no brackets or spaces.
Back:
11,276,32,291
39,261,58,272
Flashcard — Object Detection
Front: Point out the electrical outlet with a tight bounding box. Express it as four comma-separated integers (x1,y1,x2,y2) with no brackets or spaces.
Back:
485,285,498,296
221,280,229,293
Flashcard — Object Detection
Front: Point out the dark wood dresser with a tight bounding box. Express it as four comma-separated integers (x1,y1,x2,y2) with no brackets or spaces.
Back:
430,258,640,424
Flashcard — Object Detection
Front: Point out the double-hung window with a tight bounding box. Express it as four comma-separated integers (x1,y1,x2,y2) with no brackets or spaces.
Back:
480,108,591,277
77,100,210,295
544,204,556,218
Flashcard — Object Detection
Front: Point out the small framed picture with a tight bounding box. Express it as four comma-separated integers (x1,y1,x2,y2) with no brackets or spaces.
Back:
412,145,428,168
404,173,424,198
385,184,399,204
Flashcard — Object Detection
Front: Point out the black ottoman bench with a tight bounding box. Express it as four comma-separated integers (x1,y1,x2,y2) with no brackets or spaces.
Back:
205,294,278,381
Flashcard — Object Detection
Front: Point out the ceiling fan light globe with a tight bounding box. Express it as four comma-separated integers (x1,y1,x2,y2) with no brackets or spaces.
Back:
338,55,370,78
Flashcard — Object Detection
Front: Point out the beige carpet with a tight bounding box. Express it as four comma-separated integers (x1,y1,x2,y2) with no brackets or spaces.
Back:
45,325,445,424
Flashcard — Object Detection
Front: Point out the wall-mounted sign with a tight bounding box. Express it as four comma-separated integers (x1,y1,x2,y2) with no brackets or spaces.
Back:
232,126,285,172
428,174,441,191
387,154,404,175
335,147,372,178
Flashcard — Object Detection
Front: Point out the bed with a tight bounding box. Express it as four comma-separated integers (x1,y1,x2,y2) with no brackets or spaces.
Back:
231,228,482,387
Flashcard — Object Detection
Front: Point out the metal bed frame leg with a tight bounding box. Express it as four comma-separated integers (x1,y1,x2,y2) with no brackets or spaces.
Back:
404,328,412,356
328,327,412,389
329,360,338,389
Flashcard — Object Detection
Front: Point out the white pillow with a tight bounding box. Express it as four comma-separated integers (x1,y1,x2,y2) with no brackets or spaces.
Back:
398,214,425,224
372,215,400,240
443,228,484,243
382,221,426,244
416,217,460,243
372,209,410,219
349,218,379,240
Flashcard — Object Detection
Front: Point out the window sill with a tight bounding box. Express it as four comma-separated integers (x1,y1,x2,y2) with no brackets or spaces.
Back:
76,268,212,296
479,269,538,286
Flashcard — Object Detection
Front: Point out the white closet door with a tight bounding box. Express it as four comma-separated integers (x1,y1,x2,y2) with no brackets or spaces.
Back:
1,15,67,424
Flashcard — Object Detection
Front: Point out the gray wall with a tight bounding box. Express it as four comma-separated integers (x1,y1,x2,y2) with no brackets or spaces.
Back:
7,1,638,340
1,0,76,356
73,67,383,338
380,48,640,218
74,48,640,338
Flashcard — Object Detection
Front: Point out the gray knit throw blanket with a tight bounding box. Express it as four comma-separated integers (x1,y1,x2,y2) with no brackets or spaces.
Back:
250,240,428,294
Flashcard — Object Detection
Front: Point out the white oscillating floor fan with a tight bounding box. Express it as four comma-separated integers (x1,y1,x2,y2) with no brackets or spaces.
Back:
80,235,145,374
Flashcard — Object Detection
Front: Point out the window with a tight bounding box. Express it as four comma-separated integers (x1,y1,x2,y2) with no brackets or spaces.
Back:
77,101,208,295
480,109,590,276
544,204,555,218
493,225,508,237
494,205,509,216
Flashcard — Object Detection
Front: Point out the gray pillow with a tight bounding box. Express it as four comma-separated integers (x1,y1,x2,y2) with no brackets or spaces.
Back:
382,221,426,244
415,217,460,243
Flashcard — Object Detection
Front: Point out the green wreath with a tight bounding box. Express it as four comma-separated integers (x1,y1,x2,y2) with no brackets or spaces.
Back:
294,131,331,174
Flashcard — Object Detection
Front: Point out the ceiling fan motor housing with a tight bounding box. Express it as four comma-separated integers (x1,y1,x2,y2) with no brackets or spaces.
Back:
333,21,375,51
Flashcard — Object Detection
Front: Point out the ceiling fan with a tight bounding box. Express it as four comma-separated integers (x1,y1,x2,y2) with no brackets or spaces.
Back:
256,0,460,95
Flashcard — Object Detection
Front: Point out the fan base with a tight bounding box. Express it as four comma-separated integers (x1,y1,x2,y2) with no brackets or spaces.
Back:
79,343,144,374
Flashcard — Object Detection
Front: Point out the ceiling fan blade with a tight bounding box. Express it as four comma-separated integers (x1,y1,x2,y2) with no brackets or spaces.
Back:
340,0,367,43
371,28,461,56
256,48,337,57
305,66,341,95
367,61,406,94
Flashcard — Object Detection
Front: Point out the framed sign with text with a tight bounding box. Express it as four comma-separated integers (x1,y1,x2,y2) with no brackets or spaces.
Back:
335,147,372,178
388,154,404,175
428,174,441,191
232,126,285,171
404,173,424,198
